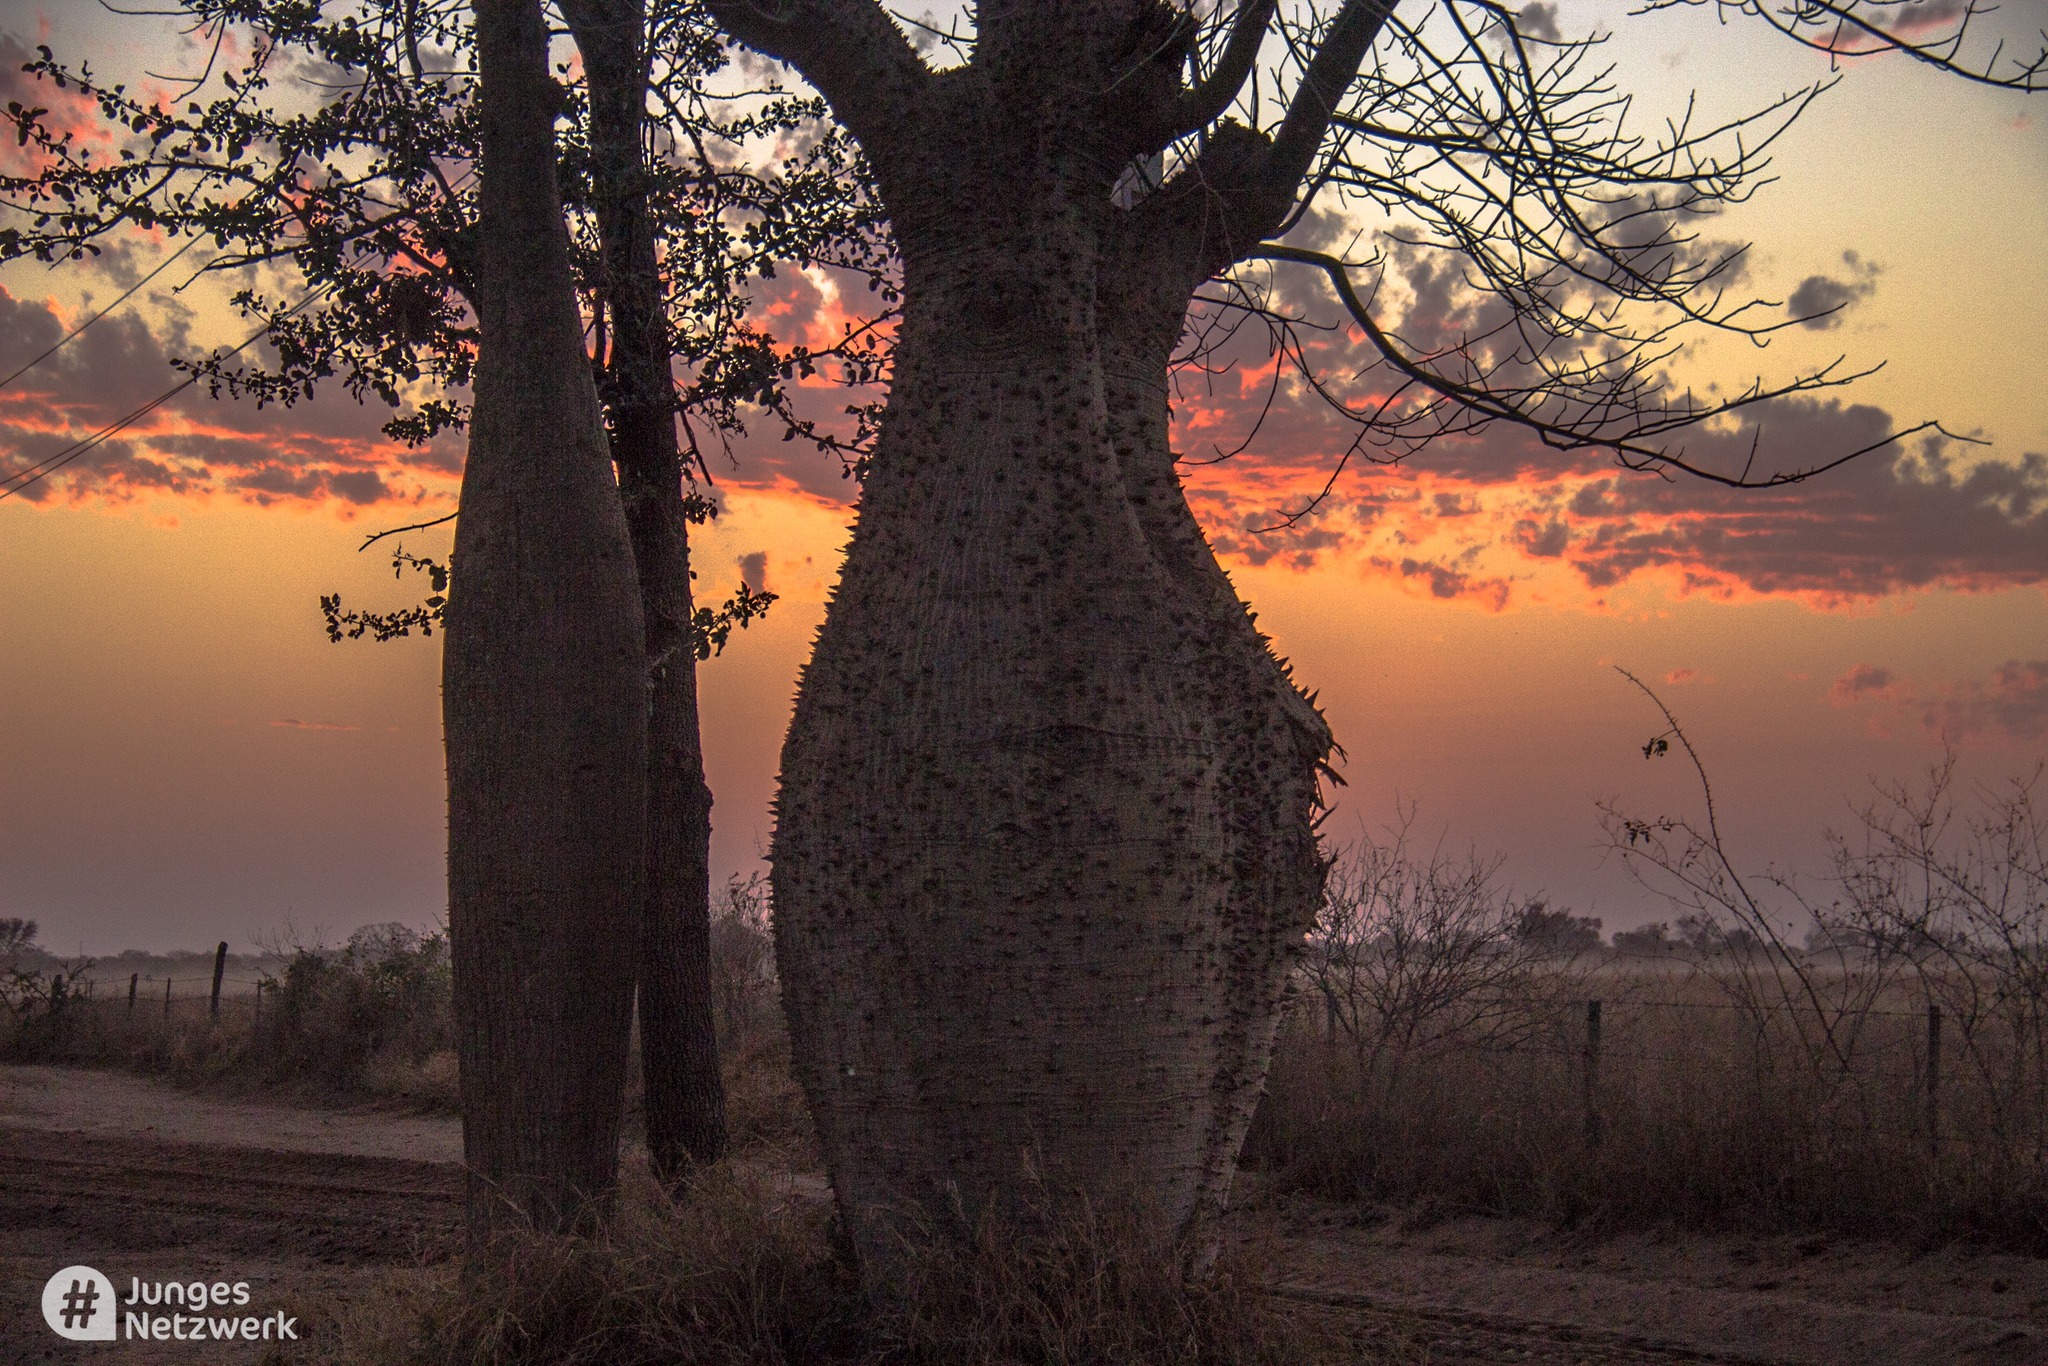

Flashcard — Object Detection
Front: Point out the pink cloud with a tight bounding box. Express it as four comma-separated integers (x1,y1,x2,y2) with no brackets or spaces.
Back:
0,285,459,512
1827,660,2048,746
1920,660,2048,745
1829,664,1899,702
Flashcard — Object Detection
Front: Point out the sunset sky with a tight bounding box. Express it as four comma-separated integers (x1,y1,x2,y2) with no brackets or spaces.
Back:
1,0,2043,956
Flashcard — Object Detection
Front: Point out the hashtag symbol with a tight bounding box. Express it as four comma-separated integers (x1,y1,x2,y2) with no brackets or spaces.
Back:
60,1278,98,1330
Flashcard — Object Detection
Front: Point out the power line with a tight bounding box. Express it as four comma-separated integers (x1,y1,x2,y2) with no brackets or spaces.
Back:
0,379,199,500
0,280,337,501
0,237,202,392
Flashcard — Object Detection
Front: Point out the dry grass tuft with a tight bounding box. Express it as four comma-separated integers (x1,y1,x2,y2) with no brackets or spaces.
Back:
329,1163,858,1366
323,1162,1315,1366
875,1180,1310,1366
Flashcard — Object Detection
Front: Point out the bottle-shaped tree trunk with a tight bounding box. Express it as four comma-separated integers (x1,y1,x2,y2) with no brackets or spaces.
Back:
697,0,1392,1291
702,3,1339,1285
446,0,648,1239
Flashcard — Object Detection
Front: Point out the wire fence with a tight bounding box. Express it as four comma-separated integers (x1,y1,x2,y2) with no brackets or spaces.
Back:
1283,981,1997,1181
1239,970,2048,1248
51,942,279,1024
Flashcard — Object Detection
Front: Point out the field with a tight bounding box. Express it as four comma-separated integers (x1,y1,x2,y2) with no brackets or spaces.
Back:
5,1063,2046,1365
6,780,2047,1364
7,930,2048,1364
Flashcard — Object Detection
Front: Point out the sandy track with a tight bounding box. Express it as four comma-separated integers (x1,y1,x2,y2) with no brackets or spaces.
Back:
1275,1287,1789,1365
1266,1197,2048,1366
1,1127,461,1267
0,1127,1764,1366
5,1065,2047,1365
0,1064,460,1164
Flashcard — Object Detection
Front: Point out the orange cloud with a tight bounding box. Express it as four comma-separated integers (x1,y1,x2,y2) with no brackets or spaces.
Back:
1176,380,2047,611
0,285,461,512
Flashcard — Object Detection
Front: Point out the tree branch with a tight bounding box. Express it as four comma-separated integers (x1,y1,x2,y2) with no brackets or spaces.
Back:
1251,241,1974,488
1259,0,1398,216
703,0,931,157
1642,0,2047,92
1166,0,1277,142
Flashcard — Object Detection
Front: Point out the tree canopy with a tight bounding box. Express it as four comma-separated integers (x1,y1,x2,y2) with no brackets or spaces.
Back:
2,0,890,490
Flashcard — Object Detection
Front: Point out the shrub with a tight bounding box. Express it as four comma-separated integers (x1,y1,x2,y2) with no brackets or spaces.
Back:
0,916,38,964
1610,922,1675,956
0,958,93,1059
1299,812,1594,1088
0,922,457,1101
261,923,453,1087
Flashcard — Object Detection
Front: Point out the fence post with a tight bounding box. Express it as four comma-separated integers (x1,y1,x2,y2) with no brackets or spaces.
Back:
1583,999,1604,1150
1926,1003,1943,1169
209,942,228,1021
163,975,172,1020
127,973,138,1015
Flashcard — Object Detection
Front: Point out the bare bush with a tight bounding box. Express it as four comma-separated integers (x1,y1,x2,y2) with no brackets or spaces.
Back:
1302,811,1597,1086
1516,672,2048,1244
1812,758,2048,1216
1600,669,1909,1087
709,872,775,1040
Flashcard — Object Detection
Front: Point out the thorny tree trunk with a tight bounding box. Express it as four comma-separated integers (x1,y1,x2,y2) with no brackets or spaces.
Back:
711,0,1376,1288
446,0,647,1239
563,0,729,1178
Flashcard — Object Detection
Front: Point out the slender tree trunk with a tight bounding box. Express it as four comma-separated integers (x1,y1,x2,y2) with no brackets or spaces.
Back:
564,0,729,1178
447,0,647,1239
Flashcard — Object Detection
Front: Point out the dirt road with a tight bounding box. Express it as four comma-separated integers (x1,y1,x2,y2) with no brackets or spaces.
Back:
3,1065,2044,1365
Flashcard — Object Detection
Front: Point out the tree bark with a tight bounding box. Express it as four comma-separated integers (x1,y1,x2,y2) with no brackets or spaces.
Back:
447,0,647,1239
696,0,1399,1291
563,0,729,1179
702,2,1339,1286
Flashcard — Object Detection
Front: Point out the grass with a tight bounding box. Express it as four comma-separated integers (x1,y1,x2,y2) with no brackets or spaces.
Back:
13,838,2047,1360
13,933,2046,1251
317,1161,1317,1366
1245,964,2048,1250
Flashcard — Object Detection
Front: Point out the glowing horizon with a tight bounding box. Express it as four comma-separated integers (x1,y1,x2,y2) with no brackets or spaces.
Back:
2,0,2042,954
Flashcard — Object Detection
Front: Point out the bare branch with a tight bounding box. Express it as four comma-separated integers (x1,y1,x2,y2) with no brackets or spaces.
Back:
703,0,933,156
359,511,459,551
1259,0,1401,220
1249,241,1974,488
1640,0,2048,91
1167,0,1278,142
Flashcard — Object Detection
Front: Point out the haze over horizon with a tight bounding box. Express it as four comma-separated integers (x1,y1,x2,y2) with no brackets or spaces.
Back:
2,0,2042,956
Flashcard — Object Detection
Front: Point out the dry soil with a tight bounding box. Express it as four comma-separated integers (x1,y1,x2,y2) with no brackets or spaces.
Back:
3,1064,2044,1365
